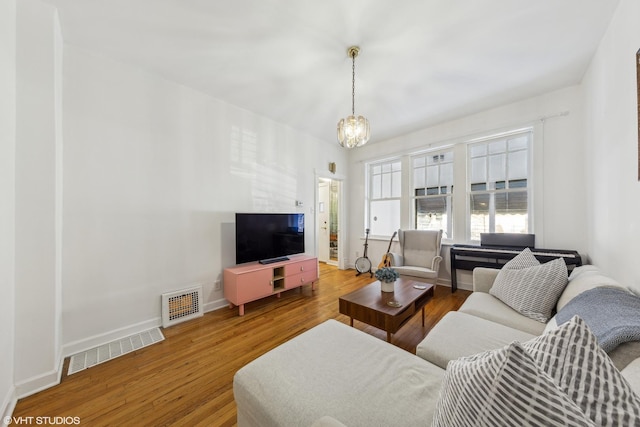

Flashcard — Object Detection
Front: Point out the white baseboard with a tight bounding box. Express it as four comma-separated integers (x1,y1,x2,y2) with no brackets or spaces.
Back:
14,345,64,399
62,300,229,361
14,354,64,399
451,282,473,291
62,317,161,358
1,386,17,427
62,299,229,359
204,297,229,314
437,278,472,292
14,301,230,399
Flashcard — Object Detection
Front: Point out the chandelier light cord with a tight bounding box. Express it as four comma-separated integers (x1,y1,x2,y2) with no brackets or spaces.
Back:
351,51,356,115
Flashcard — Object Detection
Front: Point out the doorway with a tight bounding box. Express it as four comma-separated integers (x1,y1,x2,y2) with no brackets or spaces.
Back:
317,178,340,266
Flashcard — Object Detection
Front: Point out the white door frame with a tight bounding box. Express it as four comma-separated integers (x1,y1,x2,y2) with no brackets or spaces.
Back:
317,179,331,263
314,169,346,270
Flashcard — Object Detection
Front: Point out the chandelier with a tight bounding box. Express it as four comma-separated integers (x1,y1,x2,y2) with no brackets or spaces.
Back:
337,46,370,148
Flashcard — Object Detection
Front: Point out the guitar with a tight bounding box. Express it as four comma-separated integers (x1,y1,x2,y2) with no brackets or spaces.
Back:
378,231,397,269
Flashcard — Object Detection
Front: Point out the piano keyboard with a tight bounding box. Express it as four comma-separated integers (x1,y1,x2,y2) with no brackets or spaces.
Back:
456,246,578,258
449,244,582,292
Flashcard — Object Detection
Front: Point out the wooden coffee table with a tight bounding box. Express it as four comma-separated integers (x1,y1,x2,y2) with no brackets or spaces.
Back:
338,278,435,342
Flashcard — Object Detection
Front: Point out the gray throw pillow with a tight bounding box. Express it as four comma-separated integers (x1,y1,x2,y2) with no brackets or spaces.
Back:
490,251,568,323
432,341,593,426
500,247,540,269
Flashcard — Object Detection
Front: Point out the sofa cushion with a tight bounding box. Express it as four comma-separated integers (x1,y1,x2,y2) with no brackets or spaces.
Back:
432,341,593,427
416,311,536,369
234,319,445,427
472,267,500,293
490,256,568,323
556,266,625,311
394,265,438,280
522,316,640,426
609,341,640,371
458,292,546,335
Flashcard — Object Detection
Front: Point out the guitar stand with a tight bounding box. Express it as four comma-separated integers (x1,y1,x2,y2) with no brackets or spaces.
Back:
355,228,374,278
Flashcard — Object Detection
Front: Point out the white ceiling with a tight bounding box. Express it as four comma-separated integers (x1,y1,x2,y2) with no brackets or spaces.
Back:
42,0,620,144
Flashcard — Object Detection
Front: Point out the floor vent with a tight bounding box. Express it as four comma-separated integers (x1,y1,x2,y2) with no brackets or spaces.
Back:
67,328,164,376
162,285,203,327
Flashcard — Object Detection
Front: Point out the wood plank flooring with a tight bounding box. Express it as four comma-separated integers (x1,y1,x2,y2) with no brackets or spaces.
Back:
12,264,470,426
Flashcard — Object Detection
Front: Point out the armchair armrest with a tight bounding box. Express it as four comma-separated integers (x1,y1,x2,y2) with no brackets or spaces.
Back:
472,267,500,293
431,255,443,273
389,252,403,267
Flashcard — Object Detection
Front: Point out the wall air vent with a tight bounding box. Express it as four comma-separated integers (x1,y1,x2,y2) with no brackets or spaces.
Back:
162,285,203,328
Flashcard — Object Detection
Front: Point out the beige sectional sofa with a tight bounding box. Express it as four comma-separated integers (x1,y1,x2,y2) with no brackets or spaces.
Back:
233,264,640,426
418,265,640,371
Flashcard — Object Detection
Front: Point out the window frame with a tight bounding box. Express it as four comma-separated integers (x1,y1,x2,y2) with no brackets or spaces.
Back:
466,129,533,242
410,149,454,239
365,158,402,238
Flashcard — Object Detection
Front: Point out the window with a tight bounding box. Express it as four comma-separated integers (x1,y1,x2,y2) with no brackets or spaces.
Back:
364,127,534,242
367,159,401,236
412,151,454,238
468,130,531,241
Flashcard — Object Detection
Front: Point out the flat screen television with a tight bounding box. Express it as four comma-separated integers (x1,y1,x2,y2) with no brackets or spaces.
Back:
235,213,305,265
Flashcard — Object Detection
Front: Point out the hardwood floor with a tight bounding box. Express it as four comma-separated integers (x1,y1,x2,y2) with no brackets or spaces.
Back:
12,264,470,426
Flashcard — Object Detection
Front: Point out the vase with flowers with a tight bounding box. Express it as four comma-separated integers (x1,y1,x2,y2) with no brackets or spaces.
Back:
375,267,400,292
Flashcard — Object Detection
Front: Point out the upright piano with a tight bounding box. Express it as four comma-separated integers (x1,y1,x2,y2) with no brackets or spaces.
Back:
449,233,582,292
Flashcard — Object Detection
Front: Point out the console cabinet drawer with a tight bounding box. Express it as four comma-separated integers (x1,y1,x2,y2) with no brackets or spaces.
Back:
284,259,318,277
284,271,316,289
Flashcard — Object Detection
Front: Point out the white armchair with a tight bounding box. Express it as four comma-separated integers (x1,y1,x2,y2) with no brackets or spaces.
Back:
389,229,443,282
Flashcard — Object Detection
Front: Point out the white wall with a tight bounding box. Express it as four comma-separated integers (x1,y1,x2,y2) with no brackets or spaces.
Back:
346,86,588,289
14,0,64,396
61,45,348,353
0,0,17,420
582,0,640,293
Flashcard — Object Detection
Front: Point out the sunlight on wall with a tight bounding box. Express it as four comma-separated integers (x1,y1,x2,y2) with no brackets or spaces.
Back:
230,125,297,211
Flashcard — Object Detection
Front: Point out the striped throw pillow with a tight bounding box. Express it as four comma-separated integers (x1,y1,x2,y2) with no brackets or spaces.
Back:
490,253,568,323
522,316,640,426
432,342,594,426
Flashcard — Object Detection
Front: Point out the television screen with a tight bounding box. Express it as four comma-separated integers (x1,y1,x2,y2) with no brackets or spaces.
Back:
235,213,305,264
